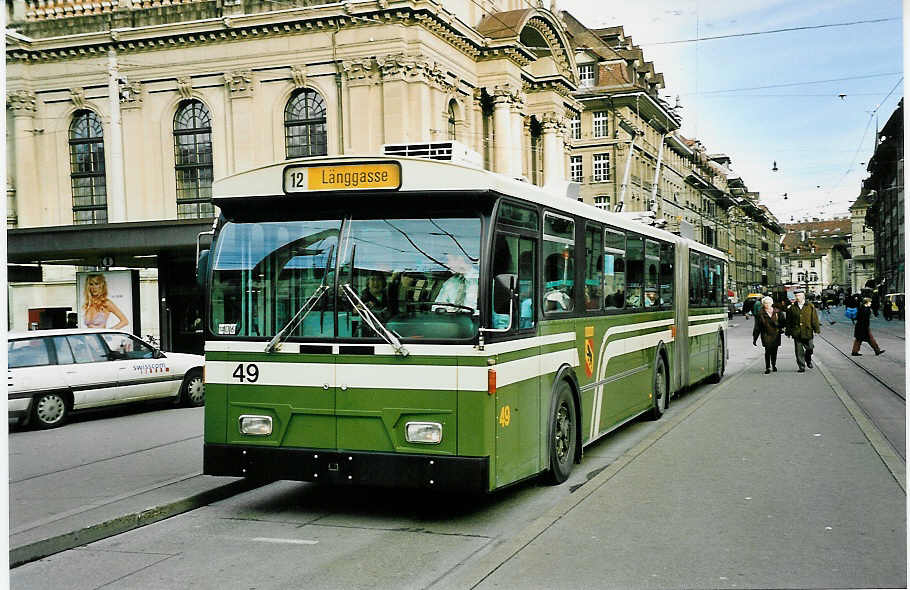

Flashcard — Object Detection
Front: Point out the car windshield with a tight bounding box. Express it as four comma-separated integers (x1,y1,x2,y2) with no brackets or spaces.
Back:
209,217,481,341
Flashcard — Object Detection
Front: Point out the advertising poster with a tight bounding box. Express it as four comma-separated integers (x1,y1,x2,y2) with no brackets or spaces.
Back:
76,270,140,335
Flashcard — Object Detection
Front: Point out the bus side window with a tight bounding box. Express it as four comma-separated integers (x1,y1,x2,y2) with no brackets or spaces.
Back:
490,233,517,329
624,235,644,309
689,252,703,306
517,238,536,329
644,239,660,307
543,214,575,313
603,228,625,310
660,242,674,307
585,226,603,311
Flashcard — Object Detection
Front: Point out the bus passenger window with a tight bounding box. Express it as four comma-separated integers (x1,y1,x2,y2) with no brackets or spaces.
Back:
603,229,625,310
689,252,703,305
644,240,660,307
660,242,674,307
543,214,575,312
585,227,603,311
518,238,536,329
490,233,517,329
624,236,644,309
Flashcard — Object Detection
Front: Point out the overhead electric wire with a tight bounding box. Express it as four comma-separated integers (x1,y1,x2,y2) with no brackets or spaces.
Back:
647,17,901,45
692,72,901,95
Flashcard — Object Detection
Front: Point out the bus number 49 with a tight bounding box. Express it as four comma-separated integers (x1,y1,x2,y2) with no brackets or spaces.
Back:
232,363,259,383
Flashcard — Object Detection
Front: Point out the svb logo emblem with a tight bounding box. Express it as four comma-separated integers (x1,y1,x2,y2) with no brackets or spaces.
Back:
584,326,595,378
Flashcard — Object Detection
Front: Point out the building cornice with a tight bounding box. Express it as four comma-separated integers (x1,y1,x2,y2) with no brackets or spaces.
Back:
6,0,486,63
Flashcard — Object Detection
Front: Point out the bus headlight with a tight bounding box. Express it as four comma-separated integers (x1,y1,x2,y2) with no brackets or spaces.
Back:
405,422,442,444
239,415,273,436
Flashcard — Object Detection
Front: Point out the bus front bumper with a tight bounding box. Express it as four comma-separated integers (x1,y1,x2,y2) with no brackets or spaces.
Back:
204,443,490,493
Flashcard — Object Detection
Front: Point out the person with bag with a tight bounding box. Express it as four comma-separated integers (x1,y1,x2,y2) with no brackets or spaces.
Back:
786,289,820,373
851,297,886,357
753,296,783,374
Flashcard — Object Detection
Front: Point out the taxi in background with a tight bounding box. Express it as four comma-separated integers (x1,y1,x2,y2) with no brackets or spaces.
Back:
8,329,205,429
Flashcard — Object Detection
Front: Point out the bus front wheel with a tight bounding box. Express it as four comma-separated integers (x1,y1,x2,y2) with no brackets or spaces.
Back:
544,380,577,485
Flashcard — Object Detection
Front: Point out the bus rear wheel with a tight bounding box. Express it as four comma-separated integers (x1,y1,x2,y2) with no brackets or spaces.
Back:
648,354,668,420
544,380,577,485
708,334,725,383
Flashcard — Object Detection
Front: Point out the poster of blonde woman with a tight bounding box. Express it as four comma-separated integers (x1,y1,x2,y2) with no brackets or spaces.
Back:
76,271,133,331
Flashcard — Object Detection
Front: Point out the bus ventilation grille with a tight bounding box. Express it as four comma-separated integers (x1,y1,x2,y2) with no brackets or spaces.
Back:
382,141,482,168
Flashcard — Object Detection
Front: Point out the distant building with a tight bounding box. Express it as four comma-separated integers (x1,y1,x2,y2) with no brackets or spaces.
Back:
780,218,852,294
848,191,875,293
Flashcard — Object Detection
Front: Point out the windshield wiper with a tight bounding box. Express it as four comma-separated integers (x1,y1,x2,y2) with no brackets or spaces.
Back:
265,244,335,353
341,283,410,357
264,284,330,353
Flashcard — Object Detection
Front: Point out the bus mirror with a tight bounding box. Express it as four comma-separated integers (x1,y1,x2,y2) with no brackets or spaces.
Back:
196,249,210,288
494,274,517,297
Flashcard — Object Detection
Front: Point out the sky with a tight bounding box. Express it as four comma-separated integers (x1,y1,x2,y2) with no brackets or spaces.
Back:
556,0,903,225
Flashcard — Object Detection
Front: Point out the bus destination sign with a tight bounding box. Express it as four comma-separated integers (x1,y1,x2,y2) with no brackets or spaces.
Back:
284,163,401,193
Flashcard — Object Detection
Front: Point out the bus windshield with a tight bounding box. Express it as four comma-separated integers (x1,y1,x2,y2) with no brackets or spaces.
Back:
210,217,481,341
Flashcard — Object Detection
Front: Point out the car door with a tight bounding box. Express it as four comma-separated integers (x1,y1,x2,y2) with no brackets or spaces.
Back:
99,333,175,401
8,337,62,413
60,334,121,408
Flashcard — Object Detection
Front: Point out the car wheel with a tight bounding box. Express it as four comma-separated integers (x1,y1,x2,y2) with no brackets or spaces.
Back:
543,380,577,485
181,369,205,407
647,354,669,420
32,392,69,429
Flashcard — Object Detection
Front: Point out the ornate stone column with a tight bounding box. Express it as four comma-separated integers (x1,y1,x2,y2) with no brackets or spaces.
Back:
491,85,514,176
540,112,565,186
510,90,525,179
7,90,38,226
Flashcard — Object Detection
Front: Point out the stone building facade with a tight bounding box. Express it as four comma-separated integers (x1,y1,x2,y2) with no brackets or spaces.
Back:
6,0,580,346
848,192,875,293
863,98,904,294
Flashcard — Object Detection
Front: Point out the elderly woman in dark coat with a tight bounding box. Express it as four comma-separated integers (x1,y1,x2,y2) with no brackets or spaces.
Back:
753,295,783,374
852,297,885,356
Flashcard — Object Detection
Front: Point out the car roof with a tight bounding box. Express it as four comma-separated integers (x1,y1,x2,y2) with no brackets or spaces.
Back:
8,328,135,340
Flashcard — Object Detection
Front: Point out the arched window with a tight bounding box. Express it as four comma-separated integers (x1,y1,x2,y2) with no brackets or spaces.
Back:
173,100,214,219
69,110,107,225
447,100,457,140
285,89,327,158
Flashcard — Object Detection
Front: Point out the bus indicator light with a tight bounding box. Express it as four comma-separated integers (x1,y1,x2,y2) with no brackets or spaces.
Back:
488,368,496,394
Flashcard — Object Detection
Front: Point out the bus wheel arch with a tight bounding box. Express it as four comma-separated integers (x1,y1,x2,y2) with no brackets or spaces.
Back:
544,365,581,485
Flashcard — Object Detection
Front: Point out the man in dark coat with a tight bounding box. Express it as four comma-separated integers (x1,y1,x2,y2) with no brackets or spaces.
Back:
786,289,820,372
852,297,885,356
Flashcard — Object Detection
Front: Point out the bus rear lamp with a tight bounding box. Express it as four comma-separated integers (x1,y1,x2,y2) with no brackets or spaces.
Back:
405,422,442,444
239,415,273,436
488,368,496,395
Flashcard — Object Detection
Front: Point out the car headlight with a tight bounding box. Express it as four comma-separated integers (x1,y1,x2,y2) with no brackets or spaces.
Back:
405,421,442,444
239,415,273,436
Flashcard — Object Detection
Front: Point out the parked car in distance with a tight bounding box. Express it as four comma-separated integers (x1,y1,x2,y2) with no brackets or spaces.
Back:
8,329,205,429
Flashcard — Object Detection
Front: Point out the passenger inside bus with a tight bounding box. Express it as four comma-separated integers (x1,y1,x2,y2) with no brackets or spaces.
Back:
433,253,478,312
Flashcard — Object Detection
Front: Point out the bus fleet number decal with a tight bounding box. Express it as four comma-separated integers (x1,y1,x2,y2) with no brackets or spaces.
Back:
498,405,511,428
232,363,259,383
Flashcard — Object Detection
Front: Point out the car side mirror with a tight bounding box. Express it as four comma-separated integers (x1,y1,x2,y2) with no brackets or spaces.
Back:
154,349,166,359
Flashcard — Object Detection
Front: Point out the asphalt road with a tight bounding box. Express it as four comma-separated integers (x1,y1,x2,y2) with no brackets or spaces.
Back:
9,318,905,589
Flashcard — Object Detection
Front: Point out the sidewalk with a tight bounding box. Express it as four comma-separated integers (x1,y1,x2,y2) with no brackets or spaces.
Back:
444,356,907,589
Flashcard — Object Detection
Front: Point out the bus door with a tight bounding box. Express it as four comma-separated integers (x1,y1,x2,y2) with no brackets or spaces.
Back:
491,230,540,486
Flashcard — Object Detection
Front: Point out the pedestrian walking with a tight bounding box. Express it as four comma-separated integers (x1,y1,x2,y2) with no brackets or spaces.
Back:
851,297,886,357
820,297,836,325
871,291,880,317
786,289,820,373
753,296,783,374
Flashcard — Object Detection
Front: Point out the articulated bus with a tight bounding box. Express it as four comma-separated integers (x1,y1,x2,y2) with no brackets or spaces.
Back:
200,154,727,493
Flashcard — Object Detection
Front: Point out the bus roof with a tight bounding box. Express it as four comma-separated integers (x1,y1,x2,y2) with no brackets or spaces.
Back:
213,155,727,262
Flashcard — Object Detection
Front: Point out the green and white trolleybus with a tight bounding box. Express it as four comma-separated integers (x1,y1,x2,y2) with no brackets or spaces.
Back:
200,150,727,493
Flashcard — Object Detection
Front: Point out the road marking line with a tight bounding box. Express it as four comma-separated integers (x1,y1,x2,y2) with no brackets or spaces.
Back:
252,537,319,545
815,360,906,493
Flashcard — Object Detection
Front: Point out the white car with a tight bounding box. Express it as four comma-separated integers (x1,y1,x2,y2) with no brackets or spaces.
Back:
8,329,205,429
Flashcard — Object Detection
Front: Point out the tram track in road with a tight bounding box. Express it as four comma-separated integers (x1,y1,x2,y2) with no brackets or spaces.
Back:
817,332,905,402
